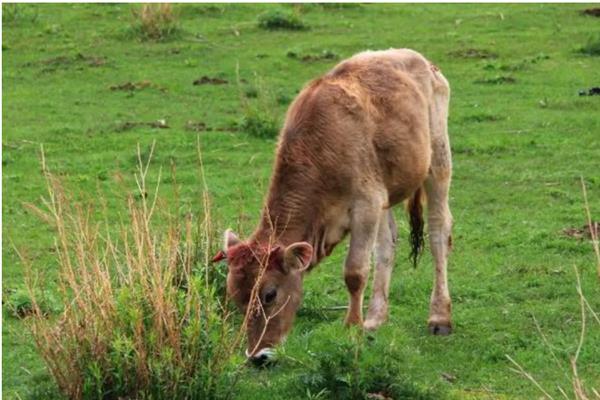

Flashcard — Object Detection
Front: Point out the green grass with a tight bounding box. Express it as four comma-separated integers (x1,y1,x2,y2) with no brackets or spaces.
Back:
3,3,600,399
579,33,600,56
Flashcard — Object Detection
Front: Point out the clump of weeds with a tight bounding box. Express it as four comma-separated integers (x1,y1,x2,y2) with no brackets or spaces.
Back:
257,9,307,31
129,3,181,42
17,142,245,400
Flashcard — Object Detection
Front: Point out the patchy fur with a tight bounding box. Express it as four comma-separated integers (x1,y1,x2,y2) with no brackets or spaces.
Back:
227,243,283,272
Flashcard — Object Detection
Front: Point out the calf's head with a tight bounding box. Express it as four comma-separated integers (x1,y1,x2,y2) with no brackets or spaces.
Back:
216,230,312,366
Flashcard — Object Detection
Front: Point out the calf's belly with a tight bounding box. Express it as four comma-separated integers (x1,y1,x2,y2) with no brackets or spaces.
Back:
382,153,431,207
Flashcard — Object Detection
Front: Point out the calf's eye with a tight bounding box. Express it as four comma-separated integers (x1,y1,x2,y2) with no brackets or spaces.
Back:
263,288,277,304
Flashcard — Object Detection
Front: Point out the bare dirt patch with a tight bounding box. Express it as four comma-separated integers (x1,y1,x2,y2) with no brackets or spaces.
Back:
193,76,228,85
448,48,498,59
563,221,599,240
582,8,600,17
27,53,107,72
474,75,516,85
115,119,169,132
286,49,339,62
185,120,211,132
109,80,167,92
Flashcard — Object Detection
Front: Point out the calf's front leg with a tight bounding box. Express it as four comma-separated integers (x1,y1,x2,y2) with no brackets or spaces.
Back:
344,197,383,326
364,210,397,330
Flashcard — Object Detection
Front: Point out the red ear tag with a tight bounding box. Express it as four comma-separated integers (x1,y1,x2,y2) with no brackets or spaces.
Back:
269,246,281,256
211,250,227,263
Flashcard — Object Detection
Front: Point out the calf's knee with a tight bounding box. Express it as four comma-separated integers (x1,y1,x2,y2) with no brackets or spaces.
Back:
344,271,366,294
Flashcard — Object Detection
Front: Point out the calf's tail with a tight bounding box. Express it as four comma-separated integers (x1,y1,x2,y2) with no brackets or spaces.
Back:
407,187,425,268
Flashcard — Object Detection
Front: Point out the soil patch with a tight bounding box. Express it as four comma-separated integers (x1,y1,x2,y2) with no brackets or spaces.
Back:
582,8,600,17
287,49,339,62
185,121,212,132
109,80,167,92
474,75,516,85
448,48,498,59
193,76,228,85
116,119,169,132
28,52,107,72
563,221,599,240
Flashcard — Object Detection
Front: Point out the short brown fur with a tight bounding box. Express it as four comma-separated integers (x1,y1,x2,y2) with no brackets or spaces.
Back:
222,49,455,358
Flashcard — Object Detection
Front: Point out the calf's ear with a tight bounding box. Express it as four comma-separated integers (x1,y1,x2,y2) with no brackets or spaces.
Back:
283,242,313,273
224,229,241,250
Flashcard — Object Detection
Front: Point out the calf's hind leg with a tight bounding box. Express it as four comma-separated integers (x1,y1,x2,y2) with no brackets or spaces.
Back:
364,210,397,330
425,171,453,335
425,69,453,335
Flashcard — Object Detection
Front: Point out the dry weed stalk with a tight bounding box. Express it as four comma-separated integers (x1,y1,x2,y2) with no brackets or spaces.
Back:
19,142,242,399
507,266,599,400
580,177,600,280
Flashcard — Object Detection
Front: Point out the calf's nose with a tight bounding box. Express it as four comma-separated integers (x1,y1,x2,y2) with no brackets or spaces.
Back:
246,347,275,367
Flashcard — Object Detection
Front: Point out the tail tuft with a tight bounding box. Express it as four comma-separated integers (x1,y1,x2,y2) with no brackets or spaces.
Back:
407,187,425,268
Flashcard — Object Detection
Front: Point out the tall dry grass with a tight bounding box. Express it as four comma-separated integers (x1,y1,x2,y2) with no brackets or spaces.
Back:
130,3,179,41
18,142,243,399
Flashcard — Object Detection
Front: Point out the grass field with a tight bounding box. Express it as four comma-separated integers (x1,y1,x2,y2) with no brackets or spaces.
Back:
3,3,600,399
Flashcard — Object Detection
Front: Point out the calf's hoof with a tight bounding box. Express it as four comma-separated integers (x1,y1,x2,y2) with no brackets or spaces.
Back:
363,318,385,331
428,321,452,336
364,302,388,331
344,313,363,327
344,317,363,327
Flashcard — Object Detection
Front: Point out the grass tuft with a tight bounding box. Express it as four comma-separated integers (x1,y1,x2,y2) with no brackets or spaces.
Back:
240,111,279,139
237,69,280,139
129,3,180,42
17,143,242,400
258,10,307,31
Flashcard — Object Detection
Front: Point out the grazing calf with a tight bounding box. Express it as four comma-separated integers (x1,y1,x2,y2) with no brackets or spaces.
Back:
215,49,453,365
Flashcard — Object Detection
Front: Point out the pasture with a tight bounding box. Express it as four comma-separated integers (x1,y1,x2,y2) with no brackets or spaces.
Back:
2,3,600,399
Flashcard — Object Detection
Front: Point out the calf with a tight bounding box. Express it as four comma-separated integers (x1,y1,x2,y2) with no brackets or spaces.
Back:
216,49,453,365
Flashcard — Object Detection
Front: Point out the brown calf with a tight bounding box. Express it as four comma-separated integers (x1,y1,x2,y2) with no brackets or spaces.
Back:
219,49,453,365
